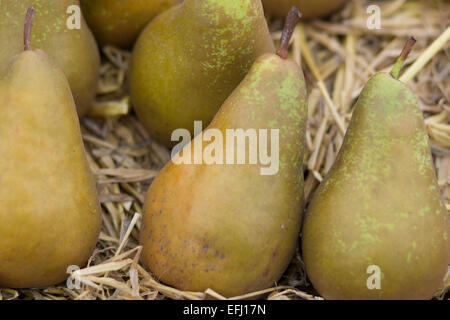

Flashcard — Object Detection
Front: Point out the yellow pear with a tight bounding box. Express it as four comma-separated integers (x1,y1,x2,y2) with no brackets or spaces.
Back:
0,9,101,288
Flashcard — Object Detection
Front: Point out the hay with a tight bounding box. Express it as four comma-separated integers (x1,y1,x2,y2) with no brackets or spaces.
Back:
1,0,449,300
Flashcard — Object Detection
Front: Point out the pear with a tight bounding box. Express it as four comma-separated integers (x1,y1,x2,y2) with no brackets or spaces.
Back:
80,0,181,49
0,0,100,116
302,38,450,300
262,0,346,19
130,0,275,148
139,8,307,297
0,8,101,289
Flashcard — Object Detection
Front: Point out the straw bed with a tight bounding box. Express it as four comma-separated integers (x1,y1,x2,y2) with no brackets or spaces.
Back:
1,0,449,300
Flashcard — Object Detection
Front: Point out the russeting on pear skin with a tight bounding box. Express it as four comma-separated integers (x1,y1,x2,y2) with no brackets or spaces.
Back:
302,39,450,300
130,0,275,148
80,0,181,49
139,9,307,297
262,0,346,19
0,9,101,289
0,0,100,116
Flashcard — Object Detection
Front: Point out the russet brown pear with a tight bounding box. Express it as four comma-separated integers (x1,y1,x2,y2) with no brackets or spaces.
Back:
139,8,307,297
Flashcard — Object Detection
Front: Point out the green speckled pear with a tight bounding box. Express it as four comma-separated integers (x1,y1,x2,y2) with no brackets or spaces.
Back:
0,0,100,116
139,9,306,297
302,39,450,300
130,0,275,147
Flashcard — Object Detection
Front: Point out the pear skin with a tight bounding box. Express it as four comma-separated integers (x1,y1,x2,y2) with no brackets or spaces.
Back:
80,0,181,49
302,72,450,300
262,0,346,19
0,11,101,287
130,0,275,148
0,0,100,116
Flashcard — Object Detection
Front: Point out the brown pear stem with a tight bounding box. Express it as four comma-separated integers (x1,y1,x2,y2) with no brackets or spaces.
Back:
277,7,302,59
390,37,416,79
24,7,35,51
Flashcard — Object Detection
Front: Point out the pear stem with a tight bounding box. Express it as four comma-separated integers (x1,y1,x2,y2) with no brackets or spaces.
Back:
24,7,35,51
277,7,302,59
390,37,416,80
